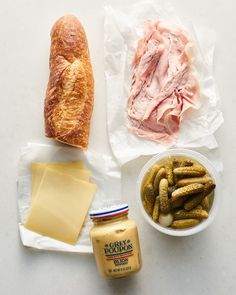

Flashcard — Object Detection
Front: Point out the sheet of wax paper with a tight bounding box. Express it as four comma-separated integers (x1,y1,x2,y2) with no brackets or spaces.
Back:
104,1,223,165
17,143,121,253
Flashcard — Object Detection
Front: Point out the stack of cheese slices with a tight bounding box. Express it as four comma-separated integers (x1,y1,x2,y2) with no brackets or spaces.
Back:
25,162,96,245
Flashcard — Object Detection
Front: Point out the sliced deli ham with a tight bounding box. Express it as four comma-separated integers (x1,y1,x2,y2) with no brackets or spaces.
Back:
127,21,200,144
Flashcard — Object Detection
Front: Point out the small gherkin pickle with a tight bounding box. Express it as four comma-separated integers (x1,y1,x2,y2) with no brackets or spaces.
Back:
142,164,161,196
153,167,166,194
168,186,175,197
165,161,174,186
173,166,206,177
173,159,194,168
184,181,215,211
152,196,160,222
142,157,215,229
201,195,210,211
171,183,204,203
181,160,194,167
176,176,213,187
171,219,200,229
171,194,192,209
159,178,170,214
144,184,156,214
171,197,186,209
173,208,209,220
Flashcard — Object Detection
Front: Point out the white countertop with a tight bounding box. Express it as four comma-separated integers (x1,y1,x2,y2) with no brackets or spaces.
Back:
0,0,234,294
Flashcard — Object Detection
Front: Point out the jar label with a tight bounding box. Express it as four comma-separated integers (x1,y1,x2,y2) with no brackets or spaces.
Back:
103,239,134,274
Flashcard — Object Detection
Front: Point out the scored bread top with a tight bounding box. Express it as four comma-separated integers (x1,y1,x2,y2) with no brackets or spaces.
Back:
44,15,94,149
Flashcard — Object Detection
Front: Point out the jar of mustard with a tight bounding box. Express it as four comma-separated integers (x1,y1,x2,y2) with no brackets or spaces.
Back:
89,204,142,279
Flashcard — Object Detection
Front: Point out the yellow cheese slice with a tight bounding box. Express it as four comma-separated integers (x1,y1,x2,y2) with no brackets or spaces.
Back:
33,161,86,169
31,162,91,198
25,168,96,245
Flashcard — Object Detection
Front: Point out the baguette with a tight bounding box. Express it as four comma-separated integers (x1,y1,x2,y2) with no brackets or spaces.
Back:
44,15,94,149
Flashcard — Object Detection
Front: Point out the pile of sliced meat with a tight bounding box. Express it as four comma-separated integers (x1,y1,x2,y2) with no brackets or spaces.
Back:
127,20,200,144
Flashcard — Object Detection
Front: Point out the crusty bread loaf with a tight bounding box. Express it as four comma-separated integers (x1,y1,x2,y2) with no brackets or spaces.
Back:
44,15,94,149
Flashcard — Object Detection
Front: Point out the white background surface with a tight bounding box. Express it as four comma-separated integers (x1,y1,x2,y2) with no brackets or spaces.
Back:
0,0,234,294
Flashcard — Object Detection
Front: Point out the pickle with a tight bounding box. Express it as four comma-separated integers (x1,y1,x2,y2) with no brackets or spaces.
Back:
168,186,175,198
176,176,213,187
171,194,192,209
159,178,170,214
173,159,194,168
171,183,204,203
171,194,203,209
173,159,179,169
142,164,161,196
144,197,154,215
201,195,210,211
144,184,156,214
171,197,185,209
171,219,200,229
173,208,208,220
181,160,194,167
152,196,160,222
173,166,206,177
165,161,174,186
184,182,216,211
153,168,166,194
143,156,215,230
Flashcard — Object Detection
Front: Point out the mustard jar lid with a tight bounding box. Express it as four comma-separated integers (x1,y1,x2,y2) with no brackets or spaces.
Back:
89,204,129,220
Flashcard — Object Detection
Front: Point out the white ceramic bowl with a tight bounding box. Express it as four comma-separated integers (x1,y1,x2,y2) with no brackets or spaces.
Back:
137,148,221,236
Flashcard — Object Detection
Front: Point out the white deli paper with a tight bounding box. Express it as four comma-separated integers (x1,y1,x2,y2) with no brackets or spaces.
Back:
17,143,121,253
104,1,224,165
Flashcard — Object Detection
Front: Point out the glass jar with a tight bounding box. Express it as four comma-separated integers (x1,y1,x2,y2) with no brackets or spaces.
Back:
89,204,142,279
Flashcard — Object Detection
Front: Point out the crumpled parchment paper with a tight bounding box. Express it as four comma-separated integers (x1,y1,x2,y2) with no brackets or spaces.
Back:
104,1,223,165
17,143,121,253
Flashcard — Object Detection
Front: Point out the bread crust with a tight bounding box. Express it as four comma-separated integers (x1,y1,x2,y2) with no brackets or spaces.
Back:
44,15,94,149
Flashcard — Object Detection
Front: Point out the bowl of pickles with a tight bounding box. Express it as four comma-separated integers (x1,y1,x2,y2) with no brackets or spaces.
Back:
137,149,220,236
